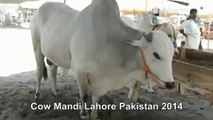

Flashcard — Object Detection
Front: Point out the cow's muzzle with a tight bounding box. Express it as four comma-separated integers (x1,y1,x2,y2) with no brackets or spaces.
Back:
165,82,175,89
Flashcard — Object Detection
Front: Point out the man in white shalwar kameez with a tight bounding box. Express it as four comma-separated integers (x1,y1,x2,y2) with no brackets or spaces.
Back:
179,9,201,49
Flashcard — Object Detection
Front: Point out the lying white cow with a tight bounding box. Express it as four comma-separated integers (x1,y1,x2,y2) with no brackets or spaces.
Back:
31,1,175,119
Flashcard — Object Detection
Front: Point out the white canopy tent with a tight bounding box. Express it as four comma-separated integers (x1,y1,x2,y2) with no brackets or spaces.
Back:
117,0,213,15
19,0,64,9
117,0,190,13
187,0,213,15
16,0,213,15
19,1,44,9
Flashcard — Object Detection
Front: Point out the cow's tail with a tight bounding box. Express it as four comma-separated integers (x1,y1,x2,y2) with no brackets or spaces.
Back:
32,42,48,81
43,62,48,80
32,43,48,81
30,12,48,81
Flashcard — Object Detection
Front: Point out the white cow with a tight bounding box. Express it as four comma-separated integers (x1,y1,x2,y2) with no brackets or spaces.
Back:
122,13,179,93
135,13,179,93
30,2,79,98
60,14,179,86
31,1,175,119
0,12,6,27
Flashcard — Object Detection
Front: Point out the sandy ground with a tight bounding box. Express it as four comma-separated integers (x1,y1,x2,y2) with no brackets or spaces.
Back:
0,26,213,120
0,70,213,120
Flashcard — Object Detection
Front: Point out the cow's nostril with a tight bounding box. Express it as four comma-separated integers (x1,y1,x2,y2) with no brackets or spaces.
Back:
165,82,175,89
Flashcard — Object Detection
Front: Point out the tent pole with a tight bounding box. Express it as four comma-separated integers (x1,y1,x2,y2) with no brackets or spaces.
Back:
145,0,148,12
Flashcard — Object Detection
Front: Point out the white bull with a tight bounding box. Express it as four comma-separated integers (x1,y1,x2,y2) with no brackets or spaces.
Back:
31,1,175,119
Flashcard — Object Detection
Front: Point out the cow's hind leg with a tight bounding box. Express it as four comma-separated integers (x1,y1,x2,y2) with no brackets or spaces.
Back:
61,68,69,80
33,45,48,100
50,64,60,96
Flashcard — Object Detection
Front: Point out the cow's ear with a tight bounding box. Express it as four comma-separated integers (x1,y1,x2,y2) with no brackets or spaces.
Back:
127,32,153,48
125,32,150,48
126,39,143,47
125,37,148,49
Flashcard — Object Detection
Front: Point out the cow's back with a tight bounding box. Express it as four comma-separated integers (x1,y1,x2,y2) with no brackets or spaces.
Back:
30,2,79,68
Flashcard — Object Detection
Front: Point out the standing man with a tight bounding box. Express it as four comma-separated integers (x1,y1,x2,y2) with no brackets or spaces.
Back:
179,8,201,49
150,7,162,26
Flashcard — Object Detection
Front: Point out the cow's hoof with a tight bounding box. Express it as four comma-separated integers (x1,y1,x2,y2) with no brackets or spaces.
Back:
91,111,100,120
60,77,67,81
52,89,61,96
80,115,90,119
91,118,100,120
146,89,156,94
34,92,41,100
80,110,89,119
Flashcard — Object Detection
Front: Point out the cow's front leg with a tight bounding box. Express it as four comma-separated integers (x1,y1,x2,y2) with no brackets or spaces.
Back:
75,71,90,119
50,65,60,96
80,94,91,119
146,79,155,94
91,95,101,120
128,79,141,102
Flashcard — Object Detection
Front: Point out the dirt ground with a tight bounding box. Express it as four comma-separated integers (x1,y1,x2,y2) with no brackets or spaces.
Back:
0,70,212,120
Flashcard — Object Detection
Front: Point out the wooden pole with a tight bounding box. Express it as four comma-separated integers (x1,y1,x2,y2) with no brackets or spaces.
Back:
179,41,186,60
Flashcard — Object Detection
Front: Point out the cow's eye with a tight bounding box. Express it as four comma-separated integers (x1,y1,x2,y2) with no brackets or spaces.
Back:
168,34,172,38
153,52,161,60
